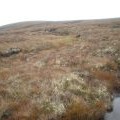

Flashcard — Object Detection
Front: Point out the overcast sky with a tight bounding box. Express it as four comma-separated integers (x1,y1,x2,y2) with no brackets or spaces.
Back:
0,0,120,26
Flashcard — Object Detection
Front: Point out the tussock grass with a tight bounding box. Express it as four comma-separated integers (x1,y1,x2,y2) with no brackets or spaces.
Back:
61,101,106,120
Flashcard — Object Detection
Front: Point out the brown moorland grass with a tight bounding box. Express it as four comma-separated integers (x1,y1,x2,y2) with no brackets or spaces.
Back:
60,101,106,120
0,18,120,120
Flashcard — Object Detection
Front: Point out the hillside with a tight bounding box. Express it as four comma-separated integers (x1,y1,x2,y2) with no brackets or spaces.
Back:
0,18,120,120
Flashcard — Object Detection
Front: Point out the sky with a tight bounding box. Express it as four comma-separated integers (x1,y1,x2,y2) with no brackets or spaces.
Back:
0,0,120,26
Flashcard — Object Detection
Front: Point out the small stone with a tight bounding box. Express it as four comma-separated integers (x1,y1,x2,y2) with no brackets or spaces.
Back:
34,60,45,68
1,109,12,120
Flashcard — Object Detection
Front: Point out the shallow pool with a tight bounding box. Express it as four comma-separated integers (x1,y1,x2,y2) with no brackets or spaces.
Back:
105,97,120,120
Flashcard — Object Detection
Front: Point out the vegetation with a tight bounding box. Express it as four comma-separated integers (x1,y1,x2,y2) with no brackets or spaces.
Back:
0,18,120,120
60,101,106,120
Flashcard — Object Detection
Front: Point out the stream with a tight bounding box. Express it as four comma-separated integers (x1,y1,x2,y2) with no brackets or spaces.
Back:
105,96,120,120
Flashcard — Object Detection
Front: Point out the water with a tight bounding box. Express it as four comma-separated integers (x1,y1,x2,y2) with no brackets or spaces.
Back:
105,97,120,120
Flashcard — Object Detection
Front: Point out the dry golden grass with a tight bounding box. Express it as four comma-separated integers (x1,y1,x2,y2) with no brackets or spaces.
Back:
92,70,116,81
61,100,105,120
92,70,120,93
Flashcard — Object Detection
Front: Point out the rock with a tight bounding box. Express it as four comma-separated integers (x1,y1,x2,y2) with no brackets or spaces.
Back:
1,109,12,120
107,104,113,112
76,34,81,38
34,60,45,68
0,48,21,57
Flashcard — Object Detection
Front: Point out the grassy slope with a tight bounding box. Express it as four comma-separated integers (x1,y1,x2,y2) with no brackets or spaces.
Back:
0,18,120,120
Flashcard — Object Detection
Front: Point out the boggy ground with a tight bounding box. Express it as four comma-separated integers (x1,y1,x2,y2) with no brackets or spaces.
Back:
0,18,120,120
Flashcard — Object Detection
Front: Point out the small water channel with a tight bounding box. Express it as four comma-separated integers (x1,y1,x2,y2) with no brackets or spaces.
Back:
105,95,120,120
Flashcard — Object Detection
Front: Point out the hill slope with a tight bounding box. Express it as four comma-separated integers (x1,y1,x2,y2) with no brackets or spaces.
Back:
0,18,120,120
